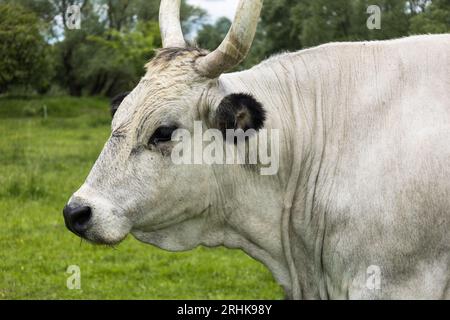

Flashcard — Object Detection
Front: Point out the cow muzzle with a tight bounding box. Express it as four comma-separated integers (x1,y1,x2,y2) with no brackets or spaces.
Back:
63,203,92,237
63,185,132,245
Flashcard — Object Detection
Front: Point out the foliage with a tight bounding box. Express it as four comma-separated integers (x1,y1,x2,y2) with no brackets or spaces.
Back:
410,0,450,34
197,0,450,68
0,0,204,97
196,17,231,50
86,21,161,96
52,20,161,97
0,3,53,93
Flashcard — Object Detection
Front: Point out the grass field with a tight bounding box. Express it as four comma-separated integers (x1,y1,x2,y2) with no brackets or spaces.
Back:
0,96,284,300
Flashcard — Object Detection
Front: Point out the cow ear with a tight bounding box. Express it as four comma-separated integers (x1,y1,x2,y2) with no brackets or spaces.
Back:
110,91,130,118
213,93,266,136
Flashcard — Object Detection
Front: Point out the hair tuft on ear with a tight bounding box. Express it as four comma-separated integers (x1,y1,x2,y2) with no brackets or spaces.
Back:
215,93,266,137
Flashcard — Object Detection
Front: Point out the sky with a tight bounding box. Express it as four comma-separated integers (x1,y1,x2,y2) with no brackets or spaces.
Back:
187,0,239,23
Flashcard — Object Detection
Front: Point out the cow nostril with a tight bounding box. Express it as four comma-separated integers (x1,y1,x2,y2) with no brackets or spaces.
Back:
74,207,91,226
63,204,92,235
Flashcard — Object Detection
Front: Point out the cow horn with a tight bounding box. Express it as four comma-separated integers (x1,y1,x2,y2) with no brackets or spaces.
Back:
159,0,186,48
196,0,263,78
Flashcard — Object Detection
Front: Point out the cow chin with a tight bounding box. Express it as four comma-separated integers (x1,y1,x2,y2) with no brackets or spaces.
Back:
84,217,132,246
131,229,195,252
131,216,207,252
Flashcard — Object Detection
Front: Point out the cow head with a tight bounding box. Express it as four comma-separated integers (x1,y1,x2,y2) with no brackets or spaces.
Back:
63,0,268,251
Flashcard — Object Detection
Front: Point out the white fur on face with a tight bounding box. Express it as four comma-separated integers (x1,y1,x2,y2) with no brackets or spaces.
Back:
68,49,222,248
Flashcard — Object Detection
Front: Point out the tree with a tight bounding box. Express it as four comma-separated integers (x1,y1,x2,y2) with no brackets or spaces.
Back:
0,3,53,93
86,21,161,96
2,0,205,96
196,0,449,70
196,17,231,50
51,1,106,96
300,0,354,47
410,0,450,34
259,0,308,54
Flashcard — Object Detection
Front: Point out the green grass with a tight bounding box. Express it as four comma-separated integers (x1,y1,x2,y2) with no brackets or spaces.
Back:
0,96,283,300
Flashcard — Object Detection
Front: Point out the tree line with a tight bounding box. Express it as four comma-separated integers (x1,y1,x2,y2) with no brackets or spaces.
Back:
197,0,449,69
0,0,205,96
0,0,448,97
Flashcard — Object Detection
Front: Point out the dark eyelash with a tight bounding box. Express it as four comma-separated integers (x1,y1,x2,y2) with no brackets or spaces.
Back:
148,126,178,145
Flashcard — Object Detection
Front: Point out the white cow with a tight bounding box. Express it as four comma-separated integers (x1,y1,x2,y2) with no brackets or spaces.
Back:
63,0,450,299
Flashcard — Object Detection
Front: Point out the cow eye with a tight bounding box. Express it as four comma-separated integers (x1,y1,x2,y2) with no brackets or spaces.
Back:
148,126,177,145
